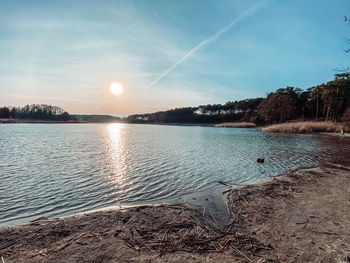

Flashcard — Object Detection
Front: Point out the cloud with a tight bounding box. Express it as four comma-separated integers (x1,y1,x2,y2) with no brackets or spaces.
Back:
8,20,69,29
146,1,267,89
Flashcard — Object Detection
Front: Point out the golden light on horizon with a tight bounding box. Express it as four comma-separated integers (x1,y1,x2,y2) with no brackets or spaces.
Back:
110,82,124,96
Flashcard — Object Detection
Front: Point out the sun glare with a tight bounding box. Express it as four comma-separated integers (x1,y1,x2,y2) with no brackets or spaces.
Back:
110,82,124,96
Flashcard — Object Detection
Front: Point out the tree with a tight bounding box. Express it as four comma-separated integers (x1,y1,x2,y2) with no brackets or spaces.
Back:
1,104,72,121
10,107,16,118
257,88,298,124
0,107,10,118
61,112,70,121
306,77,350,121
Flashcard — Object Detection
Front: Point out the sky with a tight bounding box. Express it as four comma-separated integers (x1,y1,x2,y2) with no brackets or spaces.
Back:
0,0,349,116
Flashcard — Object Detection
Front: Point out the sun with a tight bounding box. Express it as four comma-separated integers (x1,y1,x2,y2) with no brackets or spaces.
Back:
110,82,124,96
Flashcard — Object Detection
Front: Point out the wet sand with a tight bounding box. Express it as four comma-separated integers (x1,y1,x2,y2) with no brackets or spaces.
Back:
0,165,349,263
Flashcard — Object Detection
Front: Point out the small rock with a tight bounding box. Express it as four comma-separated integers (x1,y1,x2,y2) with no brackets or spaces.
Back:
257,158,265,163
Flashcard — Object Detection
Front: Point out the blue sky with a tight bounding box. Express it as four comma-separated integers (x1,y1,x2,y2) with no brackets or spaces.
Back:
0,0,349,115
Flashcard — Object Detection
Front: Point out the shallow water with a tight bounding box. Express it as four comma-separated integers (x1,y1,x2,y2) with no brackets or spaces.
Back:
0,123,349,226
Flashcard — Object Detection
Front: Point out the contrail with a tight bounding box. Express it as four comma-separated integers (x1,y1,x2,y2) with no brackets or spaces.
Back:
146,2,266,89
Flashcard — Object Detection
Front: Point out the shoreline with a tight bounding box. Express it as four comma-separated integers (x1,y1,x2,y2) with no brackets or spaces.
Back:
319,132,350,137
2,118,350,138
1,164,349,262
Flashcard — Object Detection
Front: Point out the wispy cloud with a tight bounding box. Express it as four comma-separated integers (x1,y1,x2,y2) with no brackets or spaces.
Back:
146,1,267,89
10,94,95,103
9,20,69,29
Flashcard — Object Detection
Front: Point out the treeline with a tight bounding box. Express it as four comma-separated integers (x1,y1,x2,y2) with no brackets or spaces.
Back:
258,73,350,124
126,73,350,124
73,114,121,123
0,104,75,121
126,98,264,124
1,74,349,125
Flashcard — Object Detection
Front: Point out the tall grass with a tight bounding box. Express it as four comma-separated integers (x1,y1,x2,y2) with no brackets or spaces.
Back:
262,121,350,134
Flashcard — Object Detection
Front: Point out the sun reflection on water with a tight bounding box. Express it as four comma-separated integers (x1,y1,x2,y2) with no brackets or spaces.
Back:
107,123,124,148
106,123,128,193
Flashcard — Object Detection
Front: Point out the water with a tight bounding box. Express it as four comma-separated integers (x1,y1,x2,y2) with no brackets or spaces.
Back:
0,123,349,226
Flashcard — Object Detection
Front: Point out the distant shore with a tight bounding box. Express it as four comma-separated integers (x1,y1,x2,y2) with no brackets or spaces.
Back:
0,118,83,124
0,118,126,124
136,121,257,128
1,164,349,262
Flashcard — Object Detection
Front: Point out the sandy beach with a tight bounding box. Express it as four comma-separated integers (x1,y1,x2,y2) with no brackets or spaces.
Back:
0,164,349,263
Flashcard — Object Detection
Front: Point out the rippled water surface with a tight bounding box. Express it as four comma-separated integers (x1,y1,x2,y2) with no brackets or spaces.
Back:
0,123,349,225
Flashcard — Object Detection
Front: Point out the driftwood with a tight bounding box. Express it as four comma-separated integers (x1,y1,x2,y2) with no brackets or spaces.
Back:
218,181,242,187
326,162,350,171
112,203,271,259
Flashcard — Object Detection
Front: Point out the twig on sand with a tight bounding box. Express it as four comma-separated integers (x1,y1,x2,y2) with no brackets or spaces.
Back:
1,256,5,263
0,241,15,251
231,245,254,263
233,207,243,224
309,230,338,235
56,233,86,252
296,218,309,225
57,241,73,252
209,209,218,226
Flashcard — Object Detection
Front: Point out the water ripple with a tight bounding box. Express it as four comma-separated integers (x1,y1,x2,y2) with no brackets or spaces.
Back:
1,124,349,226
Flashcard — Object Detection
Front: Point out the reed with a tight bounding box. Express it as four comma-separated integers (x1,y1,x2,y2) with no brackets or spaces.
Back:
261,121,350,134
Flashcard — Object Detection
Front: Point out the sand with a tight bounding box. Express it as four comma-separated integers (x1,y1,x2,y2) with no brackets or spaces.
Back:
215,122,257,128
0,165,349,263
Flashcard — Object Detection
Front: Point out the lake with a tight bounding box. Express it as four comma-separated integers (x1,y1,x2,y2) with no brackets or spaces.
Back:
0,123,349,226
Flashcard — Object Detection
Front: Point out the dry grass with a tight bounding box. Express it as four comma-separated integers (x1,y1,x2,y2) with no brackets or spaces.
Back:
215,122,257,128
261,121,350,134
